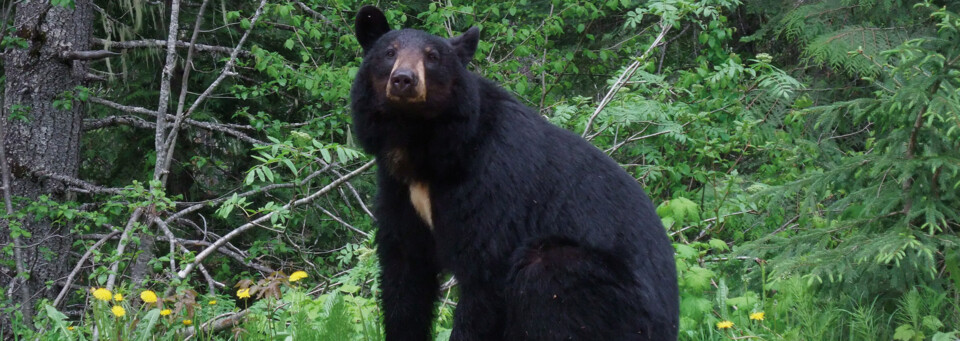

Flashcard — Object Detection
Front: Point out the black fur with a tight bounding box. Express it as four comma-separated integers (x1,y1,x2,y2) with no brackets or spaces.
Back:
351,6,679,341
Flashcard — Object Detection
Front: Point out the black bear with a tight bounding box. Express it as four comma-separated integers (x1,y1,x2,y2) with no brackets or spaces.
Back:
350,5,678,341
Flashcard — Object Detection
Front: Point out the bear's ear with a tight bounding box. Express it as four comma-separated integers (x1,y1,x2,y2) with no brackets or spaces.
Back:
356,6,390,53
449,27,480,66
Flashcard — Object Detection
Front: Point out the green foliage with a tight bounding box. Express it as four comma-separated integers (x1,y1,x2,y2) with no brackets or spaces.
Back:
3,0,960,340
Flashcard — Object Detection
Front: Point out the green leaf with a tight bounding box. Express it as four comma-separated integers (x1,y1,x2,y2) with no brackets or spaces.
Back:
320,148,332,163
284,39,295,50
282,159,298,176
135,309,162,341
708,239,729,252
245,169,256,185
893,325,916,341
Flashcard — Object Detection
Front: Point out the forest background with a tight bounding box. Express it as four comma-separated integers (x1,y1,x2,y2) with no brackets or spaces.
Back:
1,0,959,340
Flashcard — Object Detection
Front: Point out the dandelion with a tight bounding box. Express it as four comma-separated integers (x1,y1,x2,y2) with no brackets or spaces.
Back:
160,309,172,316
140,290,158,303
208,300,217,305
113,293,123,301
289,271,308,282
183,319,193,326
92,288,112,301
111,305,126,317
237,288,251,299
716,320,733,329
750,312,765,321
66,326,75,331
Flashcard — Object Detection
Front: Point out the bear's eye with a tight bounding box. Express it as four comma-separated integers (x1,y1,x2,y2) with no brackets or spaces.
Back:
427,50,440,62
385,49,396,58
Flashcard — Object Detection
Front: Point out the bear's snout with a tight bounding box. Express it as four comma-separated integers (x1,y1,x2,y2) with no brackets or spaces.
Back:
389,69,418,97
385,48,427,103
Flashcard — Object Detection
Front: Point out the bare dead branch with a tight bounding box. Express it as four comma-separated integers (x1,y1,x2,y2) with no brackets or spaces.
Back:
314,204,371,238
83,115,156,131
605,129,678,155
89,96,158,116
92,38,251,57
172,164,332,218
153,0,185,182
181,310,250,339
159,0,270,181
89,96,266,145
59,49,119,61
106,208,144,290
177,160,375,279
583,21,671,140
53,231,122,308
31,169,124,195
81,233,275,274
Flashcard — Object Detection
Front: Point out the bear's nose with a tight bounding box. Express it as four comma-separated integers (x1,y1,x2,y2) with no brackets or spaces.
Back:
390,70,417,93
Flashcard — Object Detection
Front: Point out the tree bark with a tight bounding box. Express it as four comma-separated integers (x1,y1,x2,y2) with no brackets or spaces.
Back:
1,0,93,333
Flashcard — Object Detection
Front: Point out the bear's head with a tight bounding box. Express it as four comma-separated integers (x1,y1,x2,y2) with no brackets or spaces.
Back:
353,5,479,119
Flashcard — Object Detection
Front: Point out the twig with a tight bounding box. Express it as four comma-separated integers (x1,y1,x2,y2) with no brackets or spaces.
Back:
314,204,371,238
53,231,122,308
0,80,31,314
176,160,375,279
105,208,144,290
605,129,674,155
181,310,250,339
827,122,872,139
582,21,671,139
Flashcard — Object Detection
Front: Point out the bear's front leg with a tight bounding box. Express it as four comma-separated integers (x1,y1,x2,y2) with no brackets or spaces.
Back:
375,175,440,341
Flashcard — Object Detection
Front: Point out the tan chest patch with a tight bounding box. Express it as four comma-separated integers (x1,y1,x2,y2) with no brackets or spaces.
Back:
409,182,433,229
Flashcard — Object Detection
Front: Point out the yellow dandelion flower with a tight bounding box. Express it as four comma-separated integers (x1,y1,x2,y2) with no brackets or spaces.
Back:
716,320,734,329
140,290,158,303
208,300,217,305
111,305,126,317
237,288,251,299
113,293,123,301
66,326,75,331
182,319,193,326
160,309,172,316
750,312,765,321
289,271,308,282
92,288,112,301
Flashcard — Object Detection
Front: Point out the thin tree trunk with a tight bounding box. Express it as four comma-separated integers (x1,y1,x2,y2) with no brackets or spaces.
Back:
0,0,93,333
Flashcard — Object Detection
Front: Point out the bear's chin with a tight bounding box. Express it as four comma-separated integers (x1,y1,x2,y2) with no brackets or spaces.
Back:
380,100,442,120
